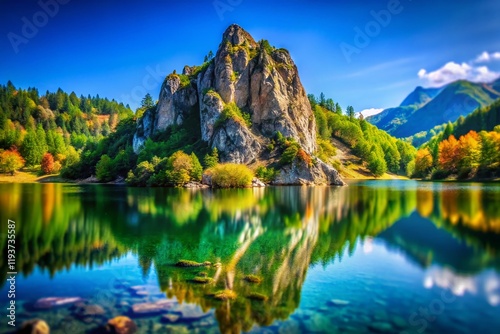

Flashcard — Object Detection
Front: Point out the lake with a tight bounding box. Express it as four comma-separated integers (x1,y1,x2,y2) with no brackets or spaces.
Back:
0,181,499,333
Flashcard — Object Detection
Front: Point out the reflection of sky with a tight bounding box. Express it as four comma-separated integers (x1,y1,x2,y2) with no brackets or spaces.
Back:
423,266,500,306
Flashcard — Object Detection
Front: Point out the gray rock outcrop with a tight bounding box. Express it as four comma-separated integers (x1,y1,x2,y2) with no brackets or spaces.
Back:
133,24,344,186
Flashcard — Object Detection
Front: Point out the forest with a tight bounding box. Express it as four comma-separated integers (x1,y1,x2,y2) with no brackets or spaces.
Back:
0,81,133,175
411,99,500,179
0,81,419,184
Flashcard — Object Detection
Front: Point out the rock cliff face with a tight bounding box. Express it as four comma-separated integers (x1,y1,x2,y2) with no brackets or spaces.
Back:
133,24,345,186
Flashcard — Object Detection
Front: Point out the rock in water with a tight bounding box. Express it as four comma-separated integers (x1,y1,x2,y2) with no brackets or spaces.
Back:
106,316,137,334
131,300,175,315
33,297,83,309
133,24,345,186
17,319,49,334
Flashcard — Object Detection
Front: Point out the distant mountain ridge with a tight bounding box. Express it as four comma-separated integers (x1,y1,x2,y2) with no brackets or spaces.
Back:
368,79,500,138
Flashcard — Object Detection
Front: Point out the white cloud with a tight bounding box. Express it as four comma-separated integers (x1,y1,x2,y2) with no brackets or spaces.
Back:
418,61,499,87
358,108,384,118
475,51,500,63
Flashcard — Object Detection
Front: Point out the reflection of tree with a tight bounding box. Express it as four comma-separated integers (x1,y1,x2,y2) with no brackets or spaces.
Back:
416,185,500,256
0,184,126,284
121,185,418,333
380,185,500,274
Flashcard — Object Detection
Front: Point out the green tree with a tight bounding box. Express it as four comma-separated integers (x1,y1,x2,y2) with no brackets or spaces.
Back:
346,106,355,120
190,153,203,182
141,93,154,108
96,154,114,182
368,151,387,177
203,147,219,168
21,130,44,166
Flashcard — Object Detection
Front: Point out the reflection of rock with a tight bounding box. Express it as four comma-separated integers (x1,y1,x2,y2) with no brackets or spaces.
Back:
17,319,49,334
131,300,176,315
34,297,83,309
106,316,137,334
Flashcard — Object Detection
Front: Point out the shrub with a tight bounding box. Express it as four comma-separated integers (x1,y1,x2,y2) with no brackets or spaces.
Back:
255,166,278,183
297,149,312,166
210,163,254,188
41,152,55,174
259,39,274,54
165,151,202,186
0,149,25,175
52,161,62,174
317,138,336,164
215,102,251,128
280,144,299,165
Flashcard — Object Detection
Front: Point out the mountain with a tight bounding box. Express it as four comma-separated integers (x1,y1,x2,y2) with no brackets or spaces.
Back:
133,24,344,185
399,86,441,107
368,79,500,138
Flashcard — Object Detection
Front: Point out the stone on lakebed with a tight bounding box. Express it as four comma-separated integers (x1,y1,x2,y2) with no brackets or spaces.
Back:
18,319,49,334
33,297,83,309
106,316,137,334
131,300,175,315
327,299,350,306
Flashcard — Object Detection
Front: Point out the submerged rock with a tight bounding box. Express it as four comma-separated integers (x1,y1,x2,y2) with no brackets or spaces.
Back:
243,274,263,284
131,300,175,315
246,292,268,301
327,299,350,306
106,316,137,334
17,319,49,334
161,314,180,323
368,321,394,333
73,304,105,322
33,297,83,309
212,289,237,300
175,260,211,267
190,276,214,284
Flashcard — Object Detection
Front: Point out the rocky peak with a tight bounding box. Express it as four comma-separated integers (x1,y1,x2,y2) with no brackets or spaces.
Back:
222,24,258,47
132,25,344,186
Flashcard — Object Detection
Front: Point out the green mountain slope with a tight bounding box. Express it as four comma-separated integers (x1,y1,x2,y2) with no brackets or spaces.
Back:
369,79,500,138
400,86,441,107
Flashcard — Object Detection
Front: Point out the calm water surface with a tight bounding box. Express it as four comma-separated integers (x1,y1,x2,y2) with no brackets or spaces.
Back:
0,181,499,333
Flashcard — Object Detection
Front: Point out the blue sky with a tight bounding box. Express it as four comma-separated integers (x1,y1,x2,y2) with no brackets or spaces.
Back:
1,0,499,113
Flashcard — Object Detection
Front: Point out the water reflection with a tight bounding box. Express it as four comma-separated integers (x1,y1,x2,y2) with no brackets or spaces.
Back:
0,181,499,332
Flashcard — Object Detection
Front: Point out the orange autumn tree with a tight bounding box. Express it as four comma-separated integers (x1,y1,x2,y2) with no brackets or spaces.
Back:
438,135,460,173
413,148,433,177
41,152,55,175
0,149,25,175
